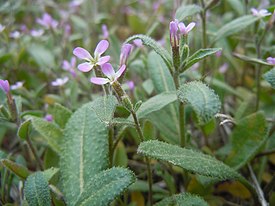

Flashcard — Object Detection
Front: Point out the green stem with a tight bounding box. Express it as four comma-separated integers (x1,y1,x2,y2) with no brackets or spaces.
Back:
200,0,207,74
26,135,44,170
239,177,260,205
108,126,114,168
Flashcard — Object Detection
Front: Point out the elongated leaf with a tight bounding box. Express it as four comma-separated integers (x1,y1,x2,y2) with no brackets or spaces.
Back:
154,193,208,206
138,140,240,180
75,167,136,206
175,4,202,21
226,112,268,169
136,92,177,119
28,44,55,69
125,34,172,68
17,119,31,140
24,172,51,206
1,159,30,179
263,68,275,89
233,53,273,66
50,103,72,129
213,15,259,42
31,117,63,153
177,81,221,124
60,101,110,205
185,48,221,70
43,167,59,182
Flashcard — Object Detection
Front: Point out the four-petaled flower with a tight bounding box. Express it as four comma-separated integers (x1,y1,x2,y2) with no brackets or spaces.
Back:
62,57,77,77
0,79,10,94
90,63,126,85
51,77,69,86
251,8,271,17
267,57,275,65
73,40,110,72
120,43,133,65
11,81,24,90
178,22,196,35
37,13,58,29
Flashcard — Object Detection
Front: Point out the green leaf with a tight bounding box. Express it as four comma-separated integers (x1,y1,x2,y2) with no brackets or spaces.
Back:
175,4,202,21
226,112,269,169
154,193,208,206
42,167,59,182
184,48,221,70
213,15,259,42
125,34,173,69
233,53,273,66
91,95,117,125
136,92,177,119
263,68,275,89
17,119,31,140
31,117,63,153
138,140,240,180
1,159,30,180
24,172,51,206
28,44,55,69
177,81,221,124
60,101,110,205
111,118,135,127
50,103,72,129
75,167,136,206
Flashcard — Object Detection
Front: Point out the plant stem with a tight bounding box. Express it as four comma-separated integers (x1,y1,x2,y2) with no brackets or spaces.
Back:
26,135,44,170
200,0,207,74
255,42,261,111
108,126,114,167
239,177,261,205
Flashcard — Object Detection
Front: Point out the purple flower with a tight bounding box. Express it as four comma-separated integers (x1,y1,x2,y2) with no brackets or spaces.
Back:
0,79,10,94
10,81,24,90
219,63,228,73
215,50,222,57
51,77,69,86
267,57,275,65
120,43,133,65
0,24,5,33
126,81,135,91
62,57,77,77
37,13,58,29
30,29,44,37
133,39,143,48
10,31,21,39
44,114,53,122
73,40,110,72
101,24,109,39
90,63,126,85
251,8,271,17
178,22,196,35
169,19,179,47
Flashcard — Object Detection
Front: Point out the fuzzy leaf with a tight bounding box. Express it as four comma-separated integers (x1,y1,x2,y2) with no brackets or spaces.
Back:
43,167,59,182
1,159,30,180
75,167,136,206
213,15,259,42
51,103,72,128
138,140,241,180
28,44,55,69
111,118,135,127
17,119,31,140
263,68,275,89
24,172,51,206
185,48,221,70
175,4,202,21
31,117,63,153
226,112,268,169
125,34,172,68
177,81,221,124
154,193,208,206
233,53,273,66
60,101,110,206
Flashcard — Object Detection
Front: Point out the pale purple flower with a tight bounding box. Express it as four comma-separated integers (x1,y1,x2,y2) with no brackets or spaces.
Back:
215,50,222,57
178,22,196,35
62,57,77,77
153,1,161,11
90,63,126,85
169,19,179,47
30,29,44,37
219,63,228,73
37,13,58,29
133,39,143,48
251,8,271,17
120,43,133,65
0,24,5,33
0,79,10,94
126,81,135,91
44,114,53,122
20,25,28,33
101,24,109,39
267,57,275,65
10,31,21,39
69,0,83,9
10,81,24,90
73,40,110,72
51,77,69,86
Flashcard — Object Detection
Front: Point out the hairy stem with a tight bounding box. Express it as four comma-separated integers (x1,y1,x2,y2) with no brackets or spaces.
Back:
200,0,207,74
26,135,44,170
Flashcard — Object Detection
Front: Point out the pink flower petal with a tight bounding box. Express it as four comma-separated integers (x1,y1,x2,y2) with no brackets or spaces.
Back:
178,22,186,34
0,79,10,94
90,77,109,85
98,56,110,65
78,62,93,72
73,47,92,60
70,56,76,67
101,63,115,79
186,22,196,33
115,64,126,80
94,40,109,56
62,60,70,70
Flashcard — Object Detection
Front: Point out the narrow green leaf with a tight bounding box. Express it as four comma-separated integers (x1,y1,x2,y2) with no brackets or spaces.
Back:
28,44,55,69
136,92,177,119
175,4,202,21
17,119,31,140
75,167,136,206
233,53,273,66
154,193,208,206
31,117,63,153
111,118,135,127
184,48,221,70
24,172,51,206
60,101,110,205
177,81,221,124
263,68,275,89
42,167,59,182
125,34,173,68
1,159,30,180
226,112,269,169
138,140,241,180
51,103,72,129
213,15,259,42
